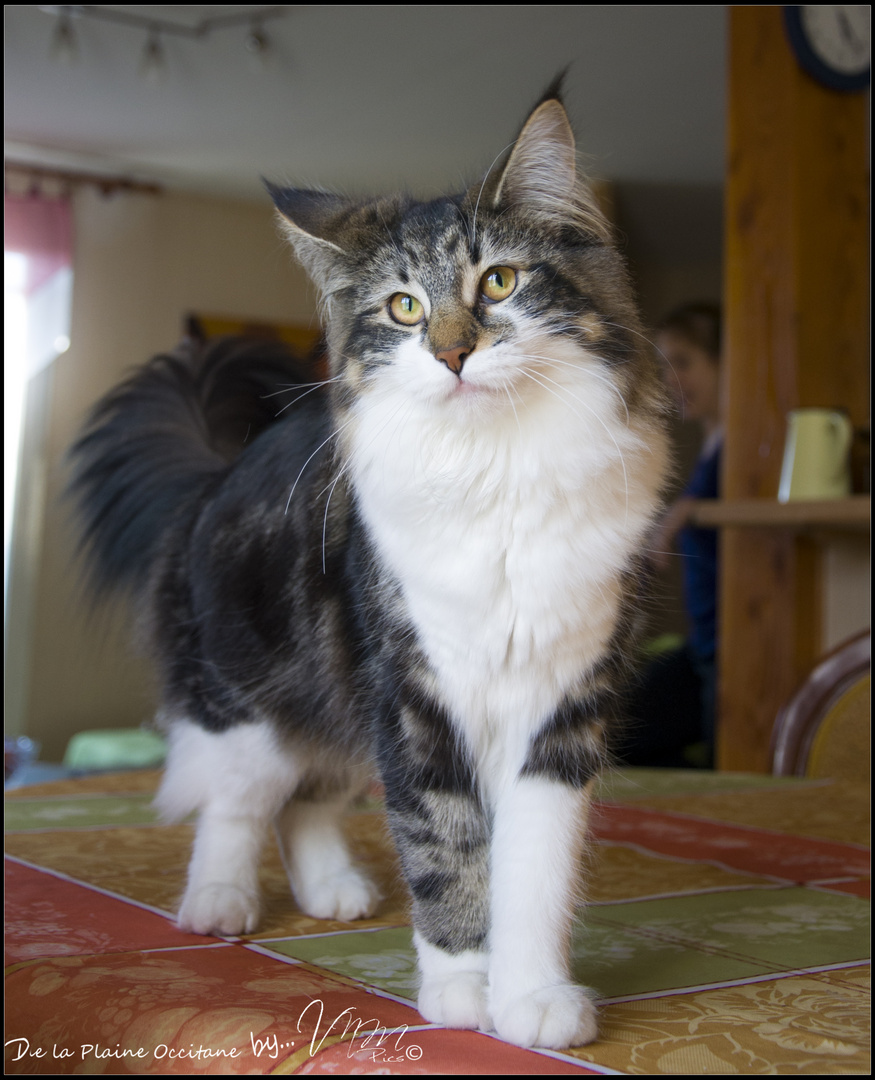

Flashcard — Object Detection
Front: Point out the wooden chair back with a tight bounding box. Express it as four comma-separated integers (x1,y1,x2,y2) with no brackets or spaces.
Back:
770,630,870,781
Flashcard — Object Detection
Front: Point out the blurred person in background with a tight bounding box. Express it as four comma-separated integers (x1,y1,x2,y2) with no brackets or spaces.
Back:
620,302,722,769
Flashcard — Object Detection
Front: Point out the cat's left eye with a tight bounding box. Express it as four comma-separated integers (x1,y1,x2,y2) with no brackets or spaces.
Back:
388,293,425,326
480,266,517,303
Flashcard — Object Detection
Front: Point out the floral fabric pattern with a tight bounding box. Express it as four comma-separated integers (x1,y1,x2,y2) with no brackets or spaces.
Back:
5,769,869,1074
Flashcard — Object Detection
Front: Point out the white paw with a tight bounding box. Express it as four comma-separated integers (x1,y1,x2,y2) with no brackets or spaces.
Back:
177,883,260,936
492,984,598,1049
418,972,491,1031
296,867,381,921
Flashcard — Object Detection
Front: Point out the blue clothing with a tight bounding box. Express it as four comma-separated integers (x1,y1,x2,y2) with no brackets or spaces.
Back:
619,436,722,770
677,439,721,662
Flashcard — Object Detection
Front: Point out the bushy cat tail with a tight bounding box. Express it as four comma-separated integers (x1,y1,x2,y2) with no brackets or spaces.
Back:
66,335,315,600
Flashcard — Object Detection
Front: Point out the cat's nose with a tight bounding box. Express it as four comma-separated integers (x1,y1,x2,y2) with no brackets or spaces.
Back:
434,345,469,376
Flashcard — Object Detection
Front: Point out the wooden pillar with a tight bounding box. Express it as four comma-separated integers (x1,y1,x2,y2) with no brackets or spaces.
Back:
719,6,869,771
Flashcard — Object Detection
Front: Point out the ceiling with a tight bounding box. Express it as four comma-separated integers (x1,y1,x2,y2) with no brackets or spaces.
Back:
5,5,727,261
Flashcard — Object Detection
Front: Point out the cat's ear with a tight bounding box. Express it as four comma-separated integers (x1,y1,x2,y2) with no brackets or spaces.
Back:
484,96,611,243
264,182,352,294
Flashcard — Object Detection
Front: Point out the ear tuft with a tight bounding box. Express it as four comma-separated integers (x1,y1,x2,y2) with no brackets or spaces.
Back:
489,92,612,244
534,67,570,110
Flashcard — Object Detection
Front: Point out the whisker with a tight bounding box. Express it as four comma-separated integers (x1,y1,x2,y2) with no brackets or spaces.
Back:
316,396,411,572
273,375,345,415
471,140,515,248
284,415,354,515
517,366,630,527
643,547,685,559
321,470,344,575
504,384,523,437
603,319,685,420
516,350,631,425
260,375,342,400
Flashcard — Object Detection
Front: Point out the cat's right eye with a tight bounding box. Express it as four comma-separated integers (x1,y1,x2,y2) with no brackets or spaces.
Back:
480,266,517,303
388,294,425,326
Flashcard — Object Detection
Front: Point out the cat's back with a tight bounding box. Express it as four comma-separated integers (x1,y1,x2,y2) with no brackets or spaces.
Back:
146,385,369,735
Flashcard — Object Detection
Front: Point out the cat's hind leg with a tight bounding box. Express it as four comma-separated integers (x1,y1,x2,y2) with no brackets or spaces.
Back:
154,718,305,936
274,773,381,921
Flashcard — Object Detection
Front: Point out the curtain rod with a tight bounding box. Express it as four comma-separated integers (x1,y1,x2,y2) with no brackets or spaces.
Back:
5,161,163,197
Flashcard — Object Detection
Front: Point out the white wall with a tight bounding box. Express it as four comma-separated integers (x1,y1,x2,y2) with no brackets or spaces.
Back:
10,185,317,761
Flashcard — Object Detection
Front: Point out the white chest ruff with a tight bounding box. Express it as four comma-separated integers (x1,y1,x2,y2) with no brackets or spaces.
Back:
396,487,621,709
349,380,663,779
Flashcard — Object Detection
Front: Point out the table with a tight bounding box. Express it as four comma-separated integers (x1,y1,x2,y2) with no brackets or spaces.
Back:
5,768,870,1074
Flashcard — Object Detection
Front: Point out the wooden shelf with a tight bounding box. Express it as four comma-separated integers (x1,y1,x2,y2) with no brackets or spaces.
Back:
689,495,870,531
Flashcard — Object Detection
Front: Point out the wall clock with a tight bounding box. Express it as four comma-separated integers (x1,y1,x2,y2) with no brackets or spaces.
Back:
783,6,870,91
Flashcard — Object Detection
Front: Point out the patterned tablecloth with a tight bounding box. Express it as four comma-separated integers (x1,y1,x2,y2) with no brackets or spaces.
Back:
4,768,870,1075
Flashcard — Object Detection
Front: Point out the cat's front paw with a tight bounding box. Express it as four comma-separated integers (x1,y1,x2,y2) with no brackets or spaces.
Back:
492,984,598,1049
295,867,381,921
177,883,260,936
418,971,491,1031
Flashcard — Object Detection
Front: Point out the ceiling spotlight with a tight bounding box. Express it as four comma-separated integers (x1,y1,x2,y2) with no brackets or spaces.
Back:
140,28,167,84
40,5,288,77
245,21,272,69
50,8,79,66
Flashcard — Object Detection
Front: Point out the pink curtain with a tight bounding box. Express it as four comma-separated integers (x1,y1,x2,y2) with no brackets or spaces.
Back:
4,192,73,294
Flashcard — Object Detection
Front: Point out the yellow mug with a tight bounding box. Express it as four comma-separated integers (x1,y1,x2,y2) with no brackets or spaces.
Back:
778,409,853,502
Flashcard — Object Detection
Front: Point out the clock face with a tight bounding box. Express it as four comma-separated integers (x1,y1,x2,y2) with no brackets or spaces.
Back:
784,5,871,91
803,6,870,74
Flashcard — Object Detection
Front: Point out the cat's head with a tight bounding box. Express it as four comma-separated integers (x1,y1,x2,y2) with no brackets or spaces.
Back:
266,88,661,428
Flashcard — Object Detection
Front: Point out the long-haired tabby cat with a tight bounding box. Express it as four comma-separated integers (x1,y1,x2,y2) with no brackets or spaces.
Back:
69,84,670,1050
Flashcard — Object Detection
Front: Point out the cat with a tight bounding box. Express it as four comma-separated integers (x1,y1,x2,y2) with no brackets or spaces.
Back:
68,84,670,1050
